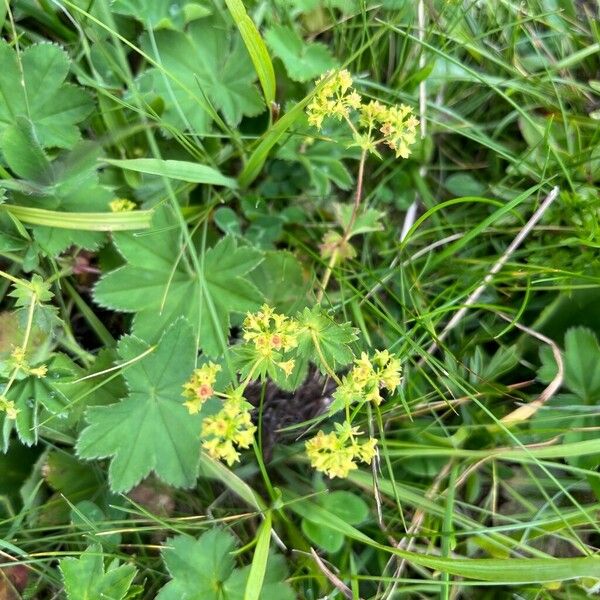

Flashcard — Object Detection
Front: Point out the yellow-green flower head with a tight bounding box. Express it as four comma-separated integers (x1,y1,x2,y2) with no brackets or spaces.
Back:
332,350,402,407
306,69,363,131
306,422,377,479
182,362,221,414
0,394,19,420
358,100,388,128
379,104,419,159
242,304,299,358
109,198,137,212
9,346,48,379
201,394,256,466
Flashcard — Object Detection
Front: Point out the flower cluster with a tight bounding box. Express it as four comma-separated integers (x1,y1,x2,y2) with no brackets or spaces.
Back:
306,69,362,130
110,198,136,212
201,388,256,466
334,349,402,407
306,70,419,160
305,422,377,479
364,102,419,159
8,346,48,379
180,305,399,479
0,394,18,419
182,362,221,414
242,304,299,377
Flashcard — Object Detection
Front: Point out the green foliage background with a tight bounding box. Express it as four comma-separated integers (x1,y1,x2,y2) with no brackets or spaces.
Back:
0,0,599,598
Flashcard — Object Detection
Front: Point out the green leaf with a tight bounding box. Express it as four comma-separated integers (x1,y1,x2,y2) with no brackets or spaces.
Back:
265,25,336,82
337,205,385,237
3,205,152,232
105,158,238,188
139,19,264,133
243,512,271,600
247,251,308,314
538,327,600,403
290,496,600,583
296,306,357,374
1,127,115,255
302,491,369,553
562,327,600,402
239,99,312,188
277,130,354,196
60,544,136,600
445,173,486,197
94,209,264,354
157,529,236,600
0,41,93,149
157,528,293,600
112,0,210,29
76,319,201,492
225,0,275,105
214,207,242,236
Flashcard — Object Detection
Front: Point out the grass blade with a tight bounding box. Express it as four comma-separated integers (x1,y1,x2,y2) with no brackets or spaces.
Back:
105,158,238,188
225,0,275,107
244,511,272,600
2,205,152,231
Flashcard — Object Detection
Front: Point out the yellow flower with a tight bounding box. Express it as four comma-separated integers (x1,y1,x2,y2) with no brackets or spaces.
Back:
277,359,295,378
201,393,257,466
306,69,362,131
306,422,377,479
332,350,402,407
379,104,419,159
9,347,48,379
10,346,26,366
29,364,48,378
358,100,388,127
0,394,19,420
242,305,299,358
110,198,136,212
182,362,221,414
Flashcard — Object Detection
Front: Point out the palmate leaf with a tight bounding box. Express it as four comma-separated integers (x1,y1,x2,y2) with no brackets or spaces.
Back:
76,319,201,492
0,41,93,150
94,209,264,354
157,529,294,600
265,25,336,82
138,18,264,134
1,120,112,255
60,544,136,600
296,306,358,374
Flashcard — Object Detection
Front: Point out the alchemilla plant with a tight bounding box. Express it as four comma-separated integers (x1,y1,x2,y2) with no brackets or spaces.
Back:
179,303,401,474
1,2,600,598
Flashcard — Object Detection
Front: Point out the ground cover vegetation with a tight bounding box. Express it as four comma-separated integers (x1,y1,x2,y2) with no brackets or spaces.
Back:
1,0,600,598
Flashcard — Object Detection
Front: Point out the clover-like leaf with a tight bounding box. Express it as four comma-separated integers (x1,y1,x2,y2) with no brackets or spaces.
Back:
138,18,263,134
538,327,600,403
0,42,93,150
157,528,293,600
265,25,336,82
94,208,264,354
60,544,136,600
76,319,201,492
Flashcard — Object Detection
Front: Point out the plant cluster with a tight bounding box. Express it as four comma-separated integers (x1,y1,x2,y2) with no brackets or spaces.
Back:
178,303,401,475
1,0,599,598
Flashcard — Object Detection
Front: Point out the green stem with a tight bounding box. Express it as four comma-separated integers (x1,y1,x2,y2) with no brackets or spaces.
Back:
316,149,368,302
